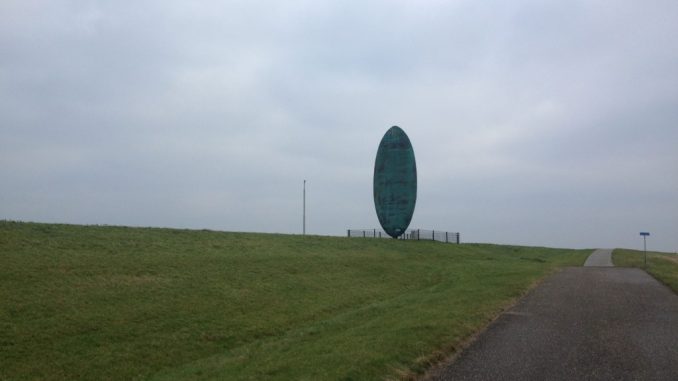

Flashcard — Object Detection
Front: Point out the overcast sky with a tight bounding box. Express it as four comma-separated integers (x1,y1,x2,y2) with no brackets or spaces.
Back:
2,1,677,252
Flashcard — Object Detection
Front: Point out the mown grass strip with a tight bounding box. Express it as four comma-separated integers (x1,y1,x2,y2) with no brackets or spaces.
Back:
612,249,678,293
1,221,590,380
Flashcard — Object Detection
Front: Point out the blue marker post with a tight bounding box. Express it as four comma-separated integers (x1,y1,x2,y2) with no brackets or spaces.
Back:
640,232,650,268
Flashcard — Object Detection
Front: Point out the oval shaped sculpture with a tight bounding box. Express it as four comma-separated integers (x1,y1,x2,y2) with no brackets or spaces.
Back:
373,126,417,238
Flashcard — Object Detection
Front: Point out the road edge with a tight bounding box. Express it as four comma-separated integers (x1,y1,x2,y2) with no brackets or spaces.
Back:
409,266,572,381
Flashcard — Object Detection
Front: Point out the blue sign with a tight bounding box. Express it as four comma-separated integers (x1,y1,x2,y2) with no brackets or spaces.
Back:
640,232,650,236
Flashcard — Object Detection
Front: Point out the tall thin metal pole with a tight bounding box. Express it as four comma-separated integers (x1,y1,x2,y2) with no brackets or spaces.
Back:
644,235,647,268
303,180,306,235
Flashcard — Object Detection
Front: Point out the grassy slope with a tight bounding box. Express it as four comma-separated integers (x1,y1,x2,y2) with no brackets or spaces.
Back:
1,221,590,380
613,249,678,293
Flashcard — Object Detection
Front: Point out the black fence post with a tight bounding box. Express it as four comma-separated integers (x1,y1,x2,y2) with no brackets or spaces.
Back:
456,233,460,244
348,229,350,237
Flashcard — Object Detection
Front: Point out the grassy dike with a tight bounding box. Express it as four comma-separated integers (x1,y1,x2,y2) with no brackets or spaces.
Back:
1,221,590,380
613,249,678,293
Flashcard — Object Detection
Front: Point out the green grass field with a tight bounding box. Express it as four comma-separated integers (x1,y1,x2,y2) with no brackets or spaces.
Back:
613,249,678,293
1,221,591,380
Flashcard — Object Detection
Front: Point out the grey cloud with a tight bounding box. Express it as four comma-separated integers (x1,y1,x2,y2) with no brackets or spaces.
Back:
1,0,677,251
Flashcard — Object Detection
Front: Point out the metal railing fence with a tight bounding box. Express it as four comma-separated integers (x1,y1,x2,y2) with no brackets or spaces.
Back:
347,228,460,244
347,229,389,238
408,229,460,244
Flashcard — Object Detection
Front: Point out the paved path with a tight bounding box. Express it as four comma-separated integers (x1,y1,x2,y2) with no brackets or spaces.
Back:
584,248,614,267
429,265,678,380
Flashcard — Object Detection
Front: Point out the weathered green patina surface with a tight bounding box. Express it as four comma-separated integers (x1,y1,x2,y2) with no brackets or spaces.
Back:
373,126,417,238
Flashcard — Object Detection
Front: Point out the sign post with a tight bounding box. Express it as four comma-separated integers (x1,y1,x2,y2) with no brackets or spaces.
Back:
640,232,650,268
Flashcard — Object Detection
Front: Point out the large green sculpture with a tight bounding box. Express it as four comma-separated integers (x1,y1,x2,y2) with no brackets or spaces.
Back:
373,126,417,238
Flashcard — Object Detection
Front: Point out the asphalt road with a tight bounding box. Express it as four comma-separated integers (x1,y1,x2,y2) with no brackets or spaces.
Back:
428,253,678,380
584,248,614,267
